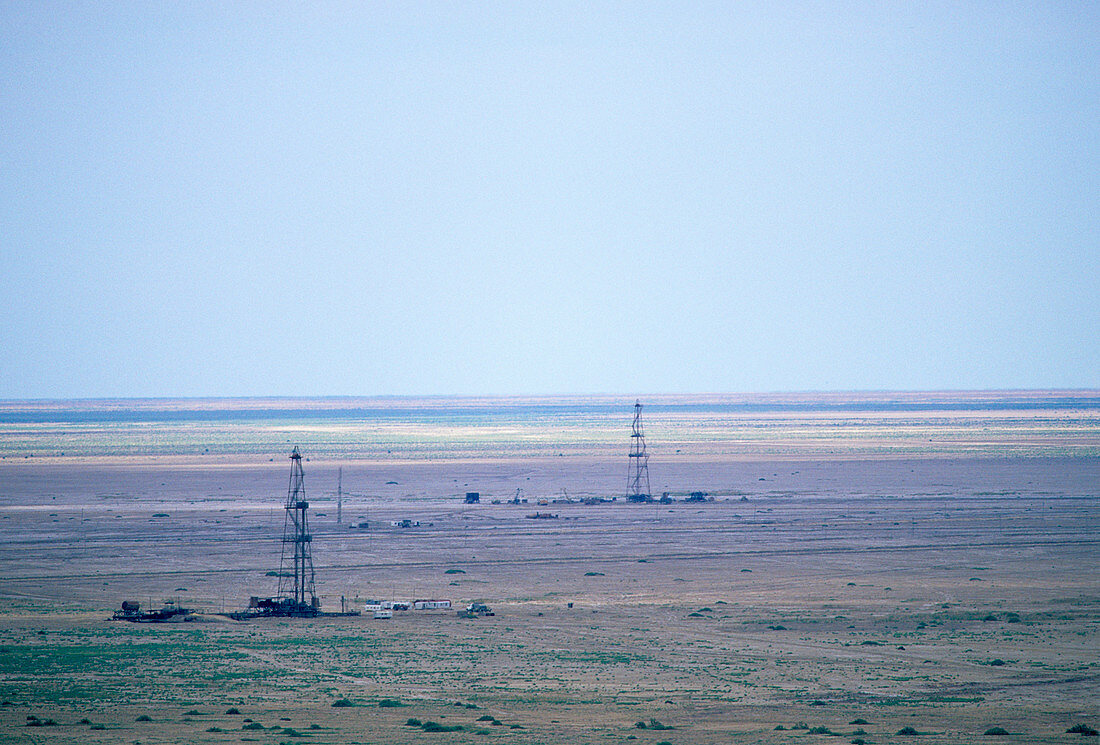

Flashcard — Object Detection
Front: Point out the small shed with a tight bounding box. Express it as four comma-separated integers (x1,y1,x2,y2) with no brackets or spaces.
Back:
465,492,480,504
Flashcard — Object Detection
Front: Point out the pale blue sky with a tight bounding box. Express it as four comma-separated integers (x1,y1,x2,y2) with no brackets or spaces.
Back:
2,2,1098,398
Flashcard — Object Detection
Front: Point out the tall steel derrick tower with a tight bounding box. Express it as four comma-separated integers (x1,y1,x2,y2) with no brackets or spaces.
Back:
626,400,652,502
277,446,318,611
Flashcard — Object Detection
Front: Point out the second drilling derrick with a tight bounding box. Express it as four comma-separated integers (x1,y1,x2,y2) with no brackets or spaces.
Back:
626,400,652,502
278,446,318,612
228,447,359,620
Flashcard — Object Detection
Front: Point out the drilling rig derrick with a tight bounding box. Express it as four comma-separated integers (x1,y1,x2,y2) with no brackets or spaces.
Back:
626,400,652,502
276,446,318,613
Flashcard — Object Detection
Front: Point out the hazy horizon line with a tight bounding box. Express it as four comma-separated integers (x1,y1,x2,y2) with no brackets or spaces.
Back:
2,387,1098,406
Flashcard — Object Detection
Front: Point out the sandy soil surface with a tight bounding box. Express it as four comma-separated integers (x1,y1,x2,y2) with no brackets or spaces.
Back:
0,394,1097,744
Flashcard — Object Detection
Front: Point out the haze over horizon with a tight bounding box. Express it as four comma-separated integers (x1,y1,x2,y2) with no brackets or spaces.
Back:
3,3,1098,399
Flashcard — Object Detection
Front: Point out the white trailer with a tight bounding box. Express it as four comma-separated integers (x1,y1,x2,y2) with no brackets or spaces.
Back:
413,599,452,611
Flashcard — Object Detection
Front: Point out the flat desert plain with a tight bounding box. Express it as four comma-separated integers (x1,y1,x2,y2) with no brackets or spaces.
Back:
0,393,1097,744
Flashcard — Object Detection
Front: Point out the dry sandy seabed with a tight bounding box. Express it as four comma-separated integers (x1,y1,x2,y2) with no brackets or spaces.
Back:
0,394,1097,744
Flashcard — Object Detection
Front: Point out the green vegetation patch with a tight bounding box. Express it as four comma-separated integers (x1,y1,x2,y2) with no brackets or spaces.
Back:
1067,724,1099,736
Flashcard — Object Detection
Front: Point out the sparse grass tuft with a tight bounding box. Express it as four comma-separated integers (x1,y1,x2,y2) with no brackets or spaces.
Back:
331,698,354,707
984,727,1010,735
